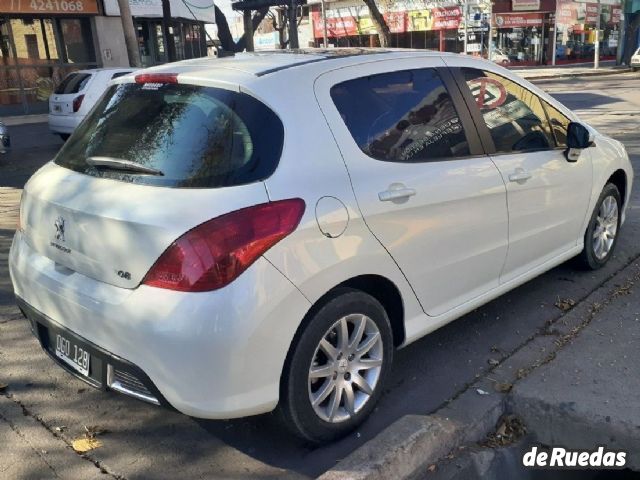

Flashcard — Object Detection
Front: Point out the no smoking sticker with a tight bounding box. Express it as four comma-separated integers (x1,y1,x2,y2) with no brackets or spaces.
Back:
468,77,508,110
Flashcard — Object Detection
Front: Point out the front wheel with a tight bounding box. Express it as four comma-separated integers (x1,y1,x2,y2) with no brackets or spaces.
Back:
279,288,393,444
577,183,622,270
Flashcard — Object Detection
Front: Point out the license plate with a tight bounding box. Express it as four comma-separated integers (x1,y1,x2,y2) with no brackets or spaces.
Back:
53,104,61,112
55,333,90,376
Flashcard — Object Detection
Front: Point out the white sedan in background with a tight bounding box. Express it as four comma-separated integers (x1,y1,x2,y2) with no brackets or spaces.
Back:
631,47,640,72
12,50,633,443
48,68,137,140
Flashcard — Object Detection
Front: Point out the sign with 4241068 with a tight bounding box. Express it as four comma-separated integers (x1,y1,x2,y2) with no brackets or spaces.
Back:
0,0,98,14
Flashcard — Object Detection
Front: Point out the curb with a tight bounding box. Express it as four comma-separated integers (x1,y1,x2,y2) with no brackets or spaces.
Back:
318,257,640,480
2,114,48,127
516,68,631,81
317,415,461,480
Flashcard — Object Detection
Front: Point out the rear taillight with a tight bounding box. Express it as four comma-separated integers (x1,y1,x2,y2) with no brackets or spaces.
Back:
143,199,306,292
72,94,84,113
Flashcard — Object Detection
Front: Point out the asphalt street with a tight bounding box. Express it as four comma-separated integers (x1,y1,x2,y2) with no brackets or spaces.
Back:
0,72,639,479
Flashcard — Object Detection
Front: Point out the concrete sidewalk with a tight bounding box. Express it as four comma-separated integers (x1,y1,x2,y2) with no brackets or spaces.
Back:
509,260,640,469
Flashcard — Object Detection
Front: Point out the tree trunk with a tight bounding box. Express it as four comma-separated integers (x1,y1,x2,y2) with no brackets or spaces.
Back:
235,7,269,52
361,0,391,48
214,5,236,52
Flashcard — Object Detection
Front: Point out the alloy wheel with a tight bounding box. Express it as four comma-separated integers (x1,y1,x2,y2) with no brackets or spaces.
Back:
308,314,383,423
593,195,619,260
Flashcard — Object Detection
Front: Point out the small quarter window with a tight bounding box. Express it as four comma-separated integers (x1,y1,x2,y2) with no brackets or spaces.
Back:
460,68,554,153
331,68,470,163
542,100,571,147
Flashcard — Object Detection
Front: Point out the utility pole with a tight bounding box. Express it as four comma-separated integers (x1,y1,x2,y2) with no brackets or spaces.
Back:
463,0,468,54
594,0,601,68
116,0,142,67
244,10,255,51
161,0,177,62
288,0,299,48
321,0,328,47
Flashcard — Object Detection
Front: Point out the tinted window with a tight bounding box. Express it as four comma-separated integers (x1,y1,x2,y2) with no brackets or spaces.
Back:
55,73,92,94
542,100,571,147
54,83,284,188
331,69,470,162
461,68,554,153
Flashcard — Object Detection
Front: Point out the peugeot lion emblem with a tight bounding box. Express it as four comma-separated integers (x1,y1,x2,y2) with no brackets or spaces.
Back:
54,216,66,242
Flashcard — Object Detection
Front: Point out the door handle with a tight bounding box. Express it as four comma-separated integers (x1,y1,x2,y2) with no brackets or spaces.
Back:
378,183,417,202
508,169,532,183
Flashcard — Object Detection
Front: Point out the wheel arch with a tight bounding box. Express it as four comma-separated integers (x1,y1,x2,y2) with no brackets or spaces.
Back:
279,274,406,398
606,169,627,208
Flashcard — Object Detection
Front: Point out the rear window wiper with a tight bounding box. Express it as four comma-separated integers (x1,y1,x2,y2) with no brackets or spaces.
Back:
86,156,164,176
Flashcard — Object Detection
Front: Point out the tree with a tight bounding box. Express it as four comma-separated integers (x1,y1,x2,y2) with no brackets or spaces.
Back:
361,0,391,47
214,5,269,52
268,7,304,49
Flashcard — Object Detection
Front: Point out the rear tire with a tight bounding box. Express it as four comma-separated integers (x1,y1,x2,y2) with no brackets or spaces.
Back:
278,288,393,444
576,183,621,270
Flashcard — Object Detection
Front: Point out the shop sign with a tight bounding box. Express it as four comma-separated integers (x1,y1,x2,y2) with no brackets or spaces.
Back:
556,0,622,26
312,11,406,37
466,42,481,52
512,0,540,11
407,6,462,31
104,0,215,22
0,0,98,14
493,12,543,28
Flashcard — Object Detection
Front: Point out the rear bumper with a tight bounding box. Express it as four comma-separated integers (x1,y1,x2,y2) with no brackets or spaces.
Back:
9,230,311,419
17,297,170,407
48,114,83,134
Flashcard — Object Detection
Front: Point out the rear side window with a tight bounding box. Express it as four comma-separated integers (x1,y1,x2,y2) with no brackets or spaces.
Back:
331,68,470,163
542,100,571,147
54,83,284,188
460,68,554,153
55,73,92,94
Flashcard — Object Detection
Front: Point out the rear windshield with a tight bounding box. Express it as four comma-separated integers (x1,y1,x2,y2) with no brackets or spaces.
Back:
54,82,284,188
55,73,92,94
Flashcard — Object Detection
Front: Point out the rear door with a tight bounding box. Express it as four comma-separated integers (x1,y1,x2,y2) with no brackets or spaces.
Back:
315,58,508,317
446,61,592,282
49,72,93,115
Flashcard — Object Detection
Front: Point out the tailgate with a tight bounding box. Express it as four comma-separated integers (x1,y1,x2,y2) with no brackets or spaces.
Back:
21,162,270,289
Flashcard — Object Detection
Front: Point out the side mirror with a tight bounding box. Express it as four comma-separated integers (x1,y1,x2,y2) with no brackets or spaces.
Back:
565,122,591,162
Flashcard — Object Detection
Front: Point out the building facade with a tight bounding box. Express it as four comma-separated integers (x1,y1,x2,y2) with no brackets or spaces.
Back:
0,0,213,115
310,0,622,66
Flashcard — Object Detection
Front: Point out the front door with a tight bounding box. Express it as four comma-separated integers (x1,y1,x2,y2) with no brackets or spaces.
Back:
450,64,593,282
315,59,509,317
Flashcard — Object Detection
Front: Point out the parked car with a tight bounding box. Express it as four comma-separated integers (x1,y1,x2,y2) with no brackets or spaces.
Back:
0,121,10,153
48,68,137,140
490,48,511,66
11,50,633,444
631,47,640,72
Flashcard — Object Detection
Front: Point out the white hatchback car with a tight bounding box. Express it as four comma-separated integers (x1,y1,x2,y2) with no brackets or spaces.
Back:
48,68,137,140
11,49,633,443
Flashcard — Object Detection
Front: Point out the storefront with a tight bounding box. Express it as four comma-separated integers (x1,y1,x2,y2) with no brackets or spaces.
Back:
310,3,465,51
0,0,100,115
0,0,213,115
493,12,551,65
555,0,621,63
103,0,211,67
